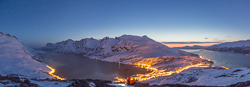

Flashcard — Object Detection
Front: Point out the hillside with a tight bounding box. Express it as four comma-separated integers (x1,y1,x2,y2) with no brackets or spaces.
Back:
206,40,250,55
145,67,250,86
0,32,74,86
0,32,52,79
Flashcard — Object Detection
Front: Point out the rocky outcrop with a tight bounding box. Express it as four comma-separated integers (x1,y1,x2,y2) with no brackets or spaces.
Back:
0,74,39,87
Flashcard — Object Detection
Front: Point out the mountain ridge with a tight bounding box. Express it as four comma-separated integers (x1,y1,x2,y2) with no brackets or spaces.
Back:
42,35,199,64
206,40,250,55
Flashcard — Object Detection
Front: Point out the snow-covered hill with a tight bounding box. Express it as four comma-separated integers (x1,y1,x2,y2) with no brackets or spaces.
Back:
43,38,99,54
146,67,250,86
0,32,75,86
206,40,250,55
43,35,200,64
0,32,52,79
210,40,250,47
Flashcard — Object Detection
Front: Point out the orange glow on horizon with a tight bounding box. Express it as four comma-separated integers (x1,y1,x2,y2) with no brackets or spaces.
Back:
163,43,219,48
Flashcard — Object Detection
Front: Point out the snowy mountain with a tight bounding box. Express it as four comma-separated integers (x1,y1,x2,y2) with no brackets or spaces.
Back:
43,38,99,54
173,45,206,49
0,32,76,86
3,32,250,86
43,35,199,64
0,32,52,79
206,40,250,55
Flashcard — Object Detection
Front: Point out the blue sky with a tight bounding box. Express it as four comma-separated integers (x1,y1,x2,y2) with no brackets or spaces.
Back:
0,0,250,48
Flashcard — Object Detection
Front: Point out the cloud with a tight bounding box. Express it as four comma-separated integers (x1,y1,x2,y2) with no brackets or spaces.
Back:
161,42,221,44
205,37,208,39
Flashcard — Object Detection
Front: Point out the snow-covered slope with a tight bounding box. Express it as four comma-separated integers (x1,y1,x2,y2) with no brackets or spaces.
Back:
146,67,250,86
211,40,250,47
43,35,199,64
0,32,52,79
206,40,250,55
0,32,75,86
43,38,99,54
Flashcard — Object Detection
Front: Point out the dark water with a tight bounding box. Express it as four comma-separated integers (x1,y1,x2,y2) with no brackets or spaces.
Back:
181,49,250,68
39,51,150,80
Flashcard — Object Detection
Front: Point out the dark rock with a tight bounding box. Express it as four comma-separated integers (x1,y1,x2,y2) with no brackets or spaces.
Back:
30,78,37,80
227,80,250,87
20,83,29,87
232,69,242,73
134,83,150,87
24,79,31,83
46,78,50,81
92,79,112,87
5,33,10,36
74,80,89,87
186,76,198,83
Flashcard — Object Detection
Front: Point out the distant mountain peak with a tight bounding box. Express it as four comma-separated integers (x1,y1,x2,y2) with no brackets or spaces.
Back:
206,39,250,55
66,39,74,41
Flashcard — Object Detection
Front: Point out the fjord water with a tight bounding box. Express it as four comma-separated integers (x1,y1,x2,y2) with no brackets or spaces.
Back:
39,51,150,80
181,49,250,68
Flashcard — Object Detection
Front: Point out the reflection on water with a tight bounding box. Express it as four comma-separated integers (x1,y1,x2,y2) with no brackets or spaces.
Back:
39,51,150,80
181,49,250,68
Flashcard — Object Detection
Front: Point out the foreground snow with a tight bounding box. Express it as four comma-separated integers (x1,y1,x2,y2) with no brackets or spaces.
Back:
146,67,250,86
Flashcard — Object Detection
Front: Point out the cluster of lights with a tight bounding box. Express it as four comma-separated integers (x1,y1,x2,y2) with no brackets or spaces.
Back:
114,56,228,82
221,66,229,69
199,56,212,61
114,63,209,82
46,65,65,80
137,63,157,71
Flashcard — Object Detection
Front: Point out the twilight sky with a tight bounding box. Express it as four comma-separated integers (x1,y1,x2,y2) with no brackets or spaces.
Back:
0,0,250,48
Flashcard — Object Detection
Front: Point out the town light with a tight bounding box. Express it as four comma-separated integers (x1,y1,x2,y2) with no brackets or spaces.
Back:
114,56,227,82
46,65,65,80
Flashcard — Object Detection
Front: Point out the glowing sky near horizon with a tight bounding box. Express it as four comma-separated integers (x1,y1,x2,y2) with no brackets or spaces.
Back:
0,0,250,48
164,43,220,48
